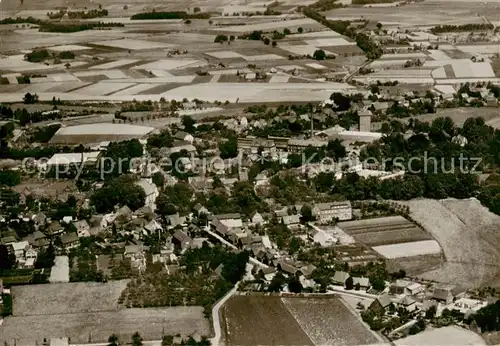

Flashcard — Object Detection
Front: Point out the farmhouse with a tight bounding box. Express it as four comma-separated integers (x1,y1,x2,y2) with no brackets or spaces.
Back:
332,271,350,286
312,201,352,222
431,284,466,304
49,123,155,145
369,294,393,314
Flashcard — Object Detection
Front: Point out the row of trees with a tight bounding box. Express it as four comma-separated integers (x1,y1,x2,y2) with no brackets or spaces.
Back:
431,23,493,34
130,11,210,20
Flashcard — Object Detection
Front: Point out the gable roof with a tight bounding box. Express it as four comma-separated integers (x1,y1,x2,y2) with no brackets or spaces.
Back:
376,293,392,308
332,271,350,284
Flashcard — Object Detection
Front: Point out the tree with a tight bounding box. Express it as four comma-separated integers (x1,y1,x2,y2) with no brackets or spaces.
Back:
219,137,238,159
0,244,15,270
162,335,174,346
376,22,382,30
327,139,346,160
345,276,354,290
108,334,119,346
214,34,228,43
425,305,437,319
272,40,277,47
300,204,314,222
283,28,291,35
268,271,286,292
288,276,303,293
297,27,303,33
369,275,385,291
289,236,304,254
263,37,270,45
91,175,146,213
23,92,38,104
152,171,165,187
313,49,326,60
182,115,195,132
193,6,201,12
132,332,143,346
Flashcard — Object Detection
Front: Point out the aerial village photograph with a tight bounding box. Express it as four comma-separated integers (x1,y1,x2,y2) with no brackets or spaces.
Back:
3,0,500,345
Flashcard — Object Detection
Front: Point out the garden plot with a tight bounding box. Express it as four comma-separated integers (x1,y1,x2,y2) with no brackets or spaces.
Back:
49,256,69,283
280,45,334,56
74,82,135,96
244,54,285,61
131,59,206,71
281,297,381,346
206,51,243,59
47,44,89,52
305,38,355,47
338,216,431,246
407,198,500,288
209,68,251,75
91,39,176,51
372,240,441,259
90,59,140,70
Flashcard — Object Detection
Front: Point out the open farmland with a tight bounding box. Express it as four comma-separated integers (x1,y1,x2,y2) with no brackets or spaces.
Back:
222,295,313,346
221,295,379,346
11,280,129,316
281,297,382,346
0,306,210,345
337,216,432,247
406,198,500,289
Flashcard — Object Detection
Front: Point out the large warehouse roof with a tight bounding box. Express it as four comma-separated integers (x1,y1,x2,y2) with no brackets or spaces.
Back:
49,123,155,145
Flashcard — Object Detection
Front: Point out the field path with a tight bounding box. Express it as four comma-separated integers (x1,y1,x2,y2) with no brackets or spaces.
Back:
210,283,239,346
